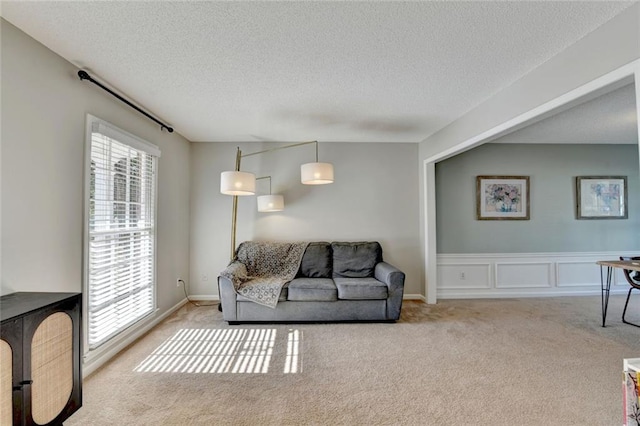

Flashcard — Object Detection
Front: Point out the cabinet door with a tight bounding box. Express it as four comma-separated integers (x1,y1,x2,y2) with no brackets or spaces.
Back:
1,317,23,426
21,296,81,426
29,312,74,425
0,338,12,426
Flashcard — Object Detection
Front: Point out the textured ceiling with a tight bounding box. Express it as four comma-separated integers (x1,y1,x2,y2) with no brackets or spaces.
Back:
1,1,636,143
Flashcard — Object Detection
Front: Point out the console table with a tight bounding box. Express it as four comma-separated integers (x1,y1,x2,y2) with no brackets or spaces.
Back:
0,292,82,425
597,260,640,327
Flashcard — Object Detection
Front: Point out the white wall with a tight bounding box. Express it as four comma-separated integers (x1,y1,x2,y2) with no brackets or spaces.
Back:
0,19,191,315
190,142,423,297
419,5,640,302
437,251,639,299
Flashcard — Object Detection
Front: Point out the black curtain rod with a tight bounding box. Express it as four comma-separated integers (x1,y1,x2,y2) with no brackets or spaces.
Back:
78,70,174,133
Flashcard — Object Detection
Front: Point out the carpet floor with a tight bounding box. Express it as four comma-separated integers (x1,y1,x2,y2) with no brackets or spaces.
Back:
68,295,640,425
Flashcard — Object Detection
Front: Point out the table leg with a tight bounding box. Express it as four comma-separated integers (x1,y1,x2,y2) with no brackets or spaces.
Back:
601,265,613,327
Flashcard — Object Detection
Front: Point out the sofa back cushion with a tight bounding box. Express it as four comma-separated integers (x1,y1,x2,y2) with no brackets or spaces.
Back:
298,242,333,278
332,242,382,278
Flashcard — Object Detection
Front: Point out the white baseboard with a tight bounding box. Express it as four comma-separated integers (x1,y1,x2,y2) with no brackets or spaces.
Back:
438,289,629,299
403,293,426,302
82,298,188,377
188,295,220,301
437,251,638,299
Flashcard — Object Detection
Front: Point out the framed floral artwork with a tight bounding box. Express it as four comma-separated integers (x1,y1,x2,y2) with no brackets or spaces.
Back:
576,176,627,219
476,176,530,220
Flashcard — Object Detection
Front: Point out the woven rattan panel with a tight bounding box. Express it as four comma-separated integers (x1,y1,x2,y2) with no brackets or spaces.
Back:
30,312,73,425
1,339,12,426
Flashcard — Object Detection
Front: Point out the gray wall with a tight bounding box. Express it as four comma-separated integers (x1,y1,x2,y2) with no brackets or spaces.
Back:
1,20,191,315
190,142,423,296
436,143,640,253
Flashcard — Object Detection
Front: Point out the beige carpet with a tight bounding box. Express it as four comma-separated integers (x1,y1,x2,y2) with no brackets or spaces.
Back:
68,296,640,425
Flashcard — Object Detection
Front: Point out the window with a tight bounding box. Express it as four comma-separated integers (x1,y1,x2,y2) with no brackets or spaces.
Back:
84,115,160,350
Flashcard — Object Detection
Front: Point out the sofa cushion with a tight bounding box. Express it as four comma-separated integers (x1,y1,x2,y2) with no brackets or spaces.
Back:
298,242,332,278
334,277,388,300
332,242,382,278
287,278,337,301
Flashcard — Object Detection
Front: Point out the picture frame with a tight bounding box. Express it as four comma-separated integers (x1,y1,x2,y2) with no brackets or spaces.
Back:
476,175,530,220
576,176,627,219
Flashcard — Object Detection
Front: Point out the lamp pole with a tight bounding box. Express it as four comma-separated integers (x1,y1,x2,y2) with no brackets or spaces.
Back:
230,147,241,260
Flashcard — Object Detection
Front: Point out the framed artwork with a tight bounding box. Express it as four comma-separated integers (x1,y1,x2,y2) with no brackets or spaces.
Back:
476,175,530,220
576,176,627,219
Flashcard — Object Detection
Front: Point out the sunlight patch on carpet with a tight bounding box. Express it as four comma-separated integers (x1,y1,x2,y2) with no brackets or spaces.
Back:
285,329,301,374
133,328,302,374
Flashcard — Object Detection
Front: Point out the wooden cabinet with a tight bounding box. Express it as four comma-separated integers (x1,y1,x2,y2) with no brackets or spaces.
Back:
0,292,82,426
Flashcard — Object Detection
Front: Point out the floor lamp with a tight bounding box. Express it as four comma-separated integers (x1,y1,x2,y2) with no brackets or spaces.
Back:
220,141,334,260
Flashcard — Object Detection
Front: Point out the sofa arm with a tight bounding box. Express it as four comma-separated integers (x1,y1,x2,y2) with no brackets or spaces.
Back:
375,262,405,320
217,276,237,321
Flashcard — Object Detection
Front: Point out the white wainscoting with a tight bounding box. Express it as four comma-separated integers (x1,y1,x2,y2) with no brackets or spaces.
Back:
437,251,638,299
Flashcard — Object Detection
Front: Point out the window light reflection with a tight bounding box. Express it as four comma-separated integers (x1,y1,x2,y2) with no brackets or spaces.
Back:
284,329,302,374
133,328,302,374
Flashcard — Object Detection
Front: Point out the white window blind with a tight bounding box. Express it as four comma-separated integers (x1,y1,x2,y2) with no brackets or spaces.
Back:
86,117,159,350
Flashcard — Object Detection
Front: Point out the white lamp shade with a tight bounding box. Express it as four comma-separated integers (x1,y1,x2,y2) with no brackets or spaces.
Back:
220,171,256,195
257,194,284,212
301,162,334,185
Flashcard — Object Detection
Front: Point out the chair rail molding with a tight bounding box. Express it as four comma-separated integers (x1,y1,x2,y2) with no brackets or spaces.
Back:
437,251,639,299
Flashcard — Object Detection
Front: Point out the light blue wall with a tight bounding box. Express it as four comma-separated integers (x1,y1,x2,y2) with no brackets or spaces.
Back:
436,143,640,253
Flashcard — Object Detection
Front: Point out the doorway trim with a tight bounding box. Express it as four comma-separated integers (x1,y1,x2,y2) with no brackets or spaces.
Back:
423,59,640,304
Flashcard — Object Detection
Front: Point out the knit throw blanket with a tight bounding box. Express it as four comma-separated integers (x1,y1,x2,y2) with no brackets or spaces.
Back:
221,241,309,308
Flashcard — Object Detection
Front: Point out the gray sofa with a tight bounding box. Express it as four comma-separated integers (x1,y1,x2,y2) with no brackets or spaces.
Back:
218,241,405,324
